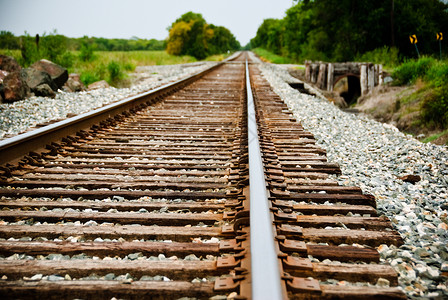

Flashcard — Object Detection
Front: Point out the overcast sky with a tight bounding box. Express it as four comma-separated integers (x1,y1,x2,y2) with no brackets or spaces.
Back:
0,0,294,46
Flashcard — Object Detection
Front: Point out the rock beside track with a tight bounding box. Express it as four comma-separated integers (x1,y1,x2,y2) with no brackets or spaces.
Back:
1,70,31,103
30,59,68,90
22,68,58,93
63,73,86,92
0,55,21,73
259,62,448,299
0,62,216,140
0,56,69,103
87,80,110,90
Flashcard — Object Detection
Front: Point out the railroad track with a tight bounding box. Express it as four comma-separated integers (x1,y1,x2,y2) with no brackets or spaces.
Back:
0,52,406,299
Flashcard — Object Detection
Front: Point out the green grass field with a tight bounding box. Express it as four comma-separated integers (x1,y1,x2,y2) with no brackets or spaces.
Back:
252,48,291,64
0,49,227,87
69,50,200,87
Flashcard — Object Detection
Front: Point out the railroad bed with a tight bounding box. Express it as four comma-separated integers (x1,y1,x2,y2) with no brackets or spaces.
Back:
0,53,406,299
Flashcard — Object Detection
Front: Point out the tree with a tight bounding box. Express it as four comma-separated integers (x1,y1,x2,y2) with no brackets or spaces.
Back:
208,25,241,54
167,20,194,56
167,12,210,59
166,11,241,59
251,19,284,55
0,31,19,49
252,0,448,62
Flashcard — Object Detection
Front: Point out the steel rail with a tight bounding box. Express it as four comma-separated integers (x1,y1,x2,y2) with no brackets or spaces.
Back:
246,60,284,300
0,62,227,166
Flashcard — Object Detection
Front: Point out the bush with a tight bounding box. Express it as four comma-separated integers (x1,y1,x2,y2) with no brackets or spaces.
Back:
19,35,40,66
107,61,125,84
79,41,95,62
421,60,448,128
17,31,74,67
392,57,448,129
123,62,135,71
79,63,106,86
421,85,448,128
355,46,400,68
80,71,100,86
392,57,436,86
40,33,69,64
414,57,436,80
57,51,75,68
392,61,417,85
425,61,448,88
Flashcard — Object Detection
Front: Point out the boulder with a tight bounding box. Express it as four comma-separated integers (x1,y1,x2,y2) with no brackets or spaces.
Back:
63,73,86,92
0,55,21,73
30,59,68,89
34,84,56,98
0,70,8,84
88,80,110,90
22,68,58,91
2,70,30,103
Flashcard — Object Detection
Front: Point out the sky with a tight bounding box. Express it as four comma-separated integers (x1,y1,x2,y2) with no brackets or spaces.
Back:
0,0,295,46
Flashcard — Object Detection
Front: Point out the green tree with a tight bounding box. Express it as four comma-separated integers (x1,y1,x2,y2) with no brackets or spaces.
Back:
79,37,96,62
167,12,210,59
251,19,284,55
0,31,19,49
208,25,241,54
167,11,240,59
39,31,70,64
167,20,195,56
253,0,448,62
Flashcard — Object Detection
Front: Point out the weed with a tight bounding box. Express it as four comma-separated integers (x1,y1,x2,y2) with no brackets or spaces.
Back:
421,129,448,144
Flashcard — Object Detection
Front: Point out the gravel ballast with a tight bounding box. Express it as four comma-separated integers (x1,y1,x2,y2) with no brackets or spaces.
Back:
1,57,447,298
0,62,216,140
259,62,448,299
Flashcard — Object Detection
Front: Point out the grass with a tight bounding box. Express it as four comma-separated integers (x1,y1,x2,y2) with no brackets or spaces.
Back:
0,49,228,87
252,48,291,64
392,57,448,130
421,129,448,143
70,50,199,87
92,50,197,66
0,49,21,62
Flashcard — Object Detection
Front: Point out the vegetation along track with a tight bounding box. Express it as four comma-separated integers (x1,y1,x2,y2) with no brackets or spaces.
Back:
0,52,406,299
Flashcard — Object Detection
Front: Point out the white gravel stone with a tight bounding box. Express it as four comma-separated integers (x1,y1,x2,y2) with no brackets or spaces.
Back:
0,62,216,139
30,274,43,281
258,62,448,299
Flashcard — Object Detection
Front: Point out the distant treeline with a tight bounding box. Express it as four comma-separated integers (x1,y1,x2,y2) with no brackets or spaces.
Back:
0,31,166,52
250,0,448,63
